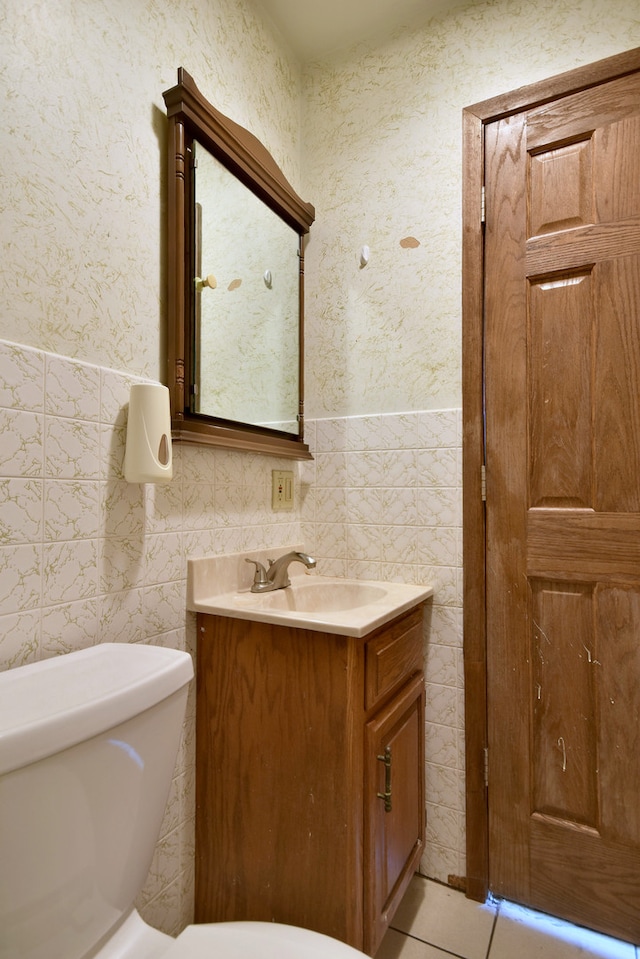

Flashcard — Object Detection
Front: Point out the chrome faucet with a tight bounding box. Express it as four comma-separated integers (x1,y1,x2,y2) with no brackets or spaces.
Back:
245,551,316,592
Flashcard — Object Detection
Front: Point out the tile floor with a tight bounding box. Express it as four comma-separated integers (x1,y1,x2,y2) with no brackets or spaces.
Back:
375,876,639,959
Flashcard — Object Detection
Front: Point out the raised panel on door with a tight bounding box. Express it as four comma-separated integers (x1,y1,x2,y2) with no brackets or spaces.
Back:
530,580,598,828
485,65,640,941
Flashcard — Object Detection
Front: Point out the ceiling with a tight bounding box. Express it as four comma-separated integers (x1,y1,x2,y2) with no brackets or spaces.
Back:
258,0,475,61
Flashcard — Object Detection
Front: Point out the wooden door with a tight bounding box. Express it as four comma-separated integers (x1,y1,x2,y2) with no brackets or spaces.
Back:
484,67,640,941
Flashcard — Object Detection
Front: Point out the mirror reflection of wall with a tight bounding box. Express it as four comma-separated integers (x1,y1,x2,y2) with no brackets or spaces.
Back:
194,142,300,434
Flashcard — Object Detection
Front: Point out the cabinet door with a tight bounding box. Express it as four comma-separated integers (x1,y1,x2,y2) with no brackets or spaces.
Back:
364,673,425,954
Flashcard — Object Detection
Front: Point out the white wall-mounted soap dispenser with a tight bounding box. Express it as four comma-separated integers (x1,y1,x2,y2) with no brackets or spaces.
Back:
124,383,173,484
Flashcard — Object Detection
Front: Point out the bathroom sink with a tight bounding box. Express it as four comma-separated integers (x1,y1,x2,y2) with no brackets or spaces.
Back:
234,580,387,613
187,549,433,637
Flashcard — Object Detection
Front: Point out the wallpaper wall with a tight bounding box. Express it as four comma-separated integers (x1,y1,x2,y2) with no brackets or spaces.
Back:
0,0,303,377
0,0,306,935
302,0,640,419
1,0,639,942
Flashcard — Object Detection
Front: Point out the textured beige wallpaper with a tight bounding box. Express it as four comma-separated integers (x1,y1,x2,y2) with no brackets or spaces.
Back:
0,0,303,380
0,0,306,934
3,0,639,414
301,0,640,418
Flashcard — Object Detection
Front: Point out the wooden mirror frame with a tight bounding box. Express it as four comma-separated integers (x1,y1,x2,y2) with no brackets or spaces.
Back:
163,68,315,458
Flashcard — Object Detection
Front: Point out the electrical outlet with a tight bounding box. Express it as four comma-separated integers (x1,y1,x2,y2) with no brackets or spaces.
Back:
272,469,294,510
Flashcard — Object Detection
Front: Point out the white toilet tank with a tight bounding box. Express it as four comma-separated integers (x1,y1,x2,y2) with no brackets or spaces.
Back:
0,643,193,959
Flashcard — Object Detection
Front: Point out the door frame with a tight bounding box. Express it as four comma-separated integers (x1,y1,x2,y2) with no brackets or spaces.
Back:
461,45,640,904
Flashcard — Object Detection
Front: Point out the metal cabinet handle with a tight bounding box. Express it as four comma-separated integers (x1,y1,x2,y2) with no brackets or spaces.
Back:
377,745,392,812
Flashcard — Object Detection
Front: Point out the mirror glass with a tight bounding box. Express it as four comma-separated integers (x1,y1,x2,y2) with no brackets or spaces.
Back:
163,68,315,458
194,142,300,433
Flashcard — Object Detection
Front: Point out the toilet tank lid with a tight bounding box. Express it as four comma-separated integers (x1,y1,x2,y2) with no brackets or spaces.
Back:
0,644,194,775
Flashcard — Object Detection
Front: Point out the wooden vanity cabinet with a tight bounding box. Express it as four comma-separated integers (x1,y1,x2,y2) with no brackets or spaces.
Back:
195,603,426,956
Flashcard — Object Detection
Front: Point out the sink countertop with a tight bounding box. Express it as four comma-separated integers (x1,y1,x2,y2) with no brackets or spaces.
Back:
187,547,433,638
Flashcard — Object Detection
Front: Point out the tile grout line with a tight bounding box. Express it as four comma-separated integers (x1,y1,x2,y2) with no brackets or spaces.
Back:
484,899,501,959
386,925,470,959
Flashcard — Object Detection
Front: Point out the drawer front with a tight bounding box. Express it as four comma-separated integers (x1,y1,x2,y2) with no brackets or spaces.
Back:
365,605,424,709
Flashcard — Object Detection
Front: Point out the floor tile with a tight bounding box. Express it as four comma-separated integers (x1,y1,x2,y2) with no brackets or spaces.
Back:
389,876,496,959
490,900,637,959
375,928,456,959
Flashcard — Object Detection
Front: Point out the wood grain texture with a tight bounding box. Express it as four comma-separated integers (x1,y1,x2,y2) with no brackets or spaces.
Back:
463,46,640,918
365,606,423,710
195,606,426,954
596,586,640,845
527,217,640,275
365,674,425,954
531,581,597,826
528,511,640,580
162,68,313,457
484,109,532,904
595,254,640,511
525,70,640,151
529,272,593,508
196,615,357,937
461,103,489,904
530,815,640,941
529,141,593,236
483,61,640,942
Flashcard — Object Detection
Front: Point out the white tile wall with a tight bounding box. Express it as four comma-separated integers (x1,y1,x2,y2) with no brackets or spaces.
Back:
0,338,306,934
302,409,465,882
0,338,465,931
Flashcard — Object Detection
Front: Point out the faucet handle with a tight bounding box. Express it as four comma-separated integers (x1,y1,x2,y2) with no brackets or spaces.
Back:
245,558,271,592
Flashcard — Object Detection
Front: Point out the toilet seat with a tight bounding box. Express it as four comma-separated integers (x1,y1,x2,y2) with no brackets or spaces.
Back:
164,921,369,958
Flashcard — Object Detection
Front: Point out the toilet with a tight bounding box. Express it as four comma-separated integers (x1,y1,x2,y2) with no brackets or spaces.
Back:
0,643,369,959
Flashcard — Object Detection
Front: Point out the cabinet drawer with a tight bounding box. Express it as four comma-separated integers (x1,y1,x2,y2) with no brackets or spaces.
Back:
365,605,424,709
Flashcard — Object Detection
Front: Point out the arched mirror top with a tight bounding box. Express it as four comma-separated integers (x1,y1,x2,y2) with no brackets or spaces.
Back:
163,68,315,458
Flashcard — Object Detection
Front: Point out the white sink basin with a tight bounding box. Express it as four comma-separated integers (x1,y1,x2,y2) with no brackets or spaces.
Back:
187,549,433,637
234,580,388,613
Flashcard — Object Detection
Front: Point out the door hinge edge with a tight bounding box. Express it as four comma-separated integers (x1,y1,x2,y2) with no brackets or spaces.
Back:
483,746,489,787
481,185,486,224
481,464,486,501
